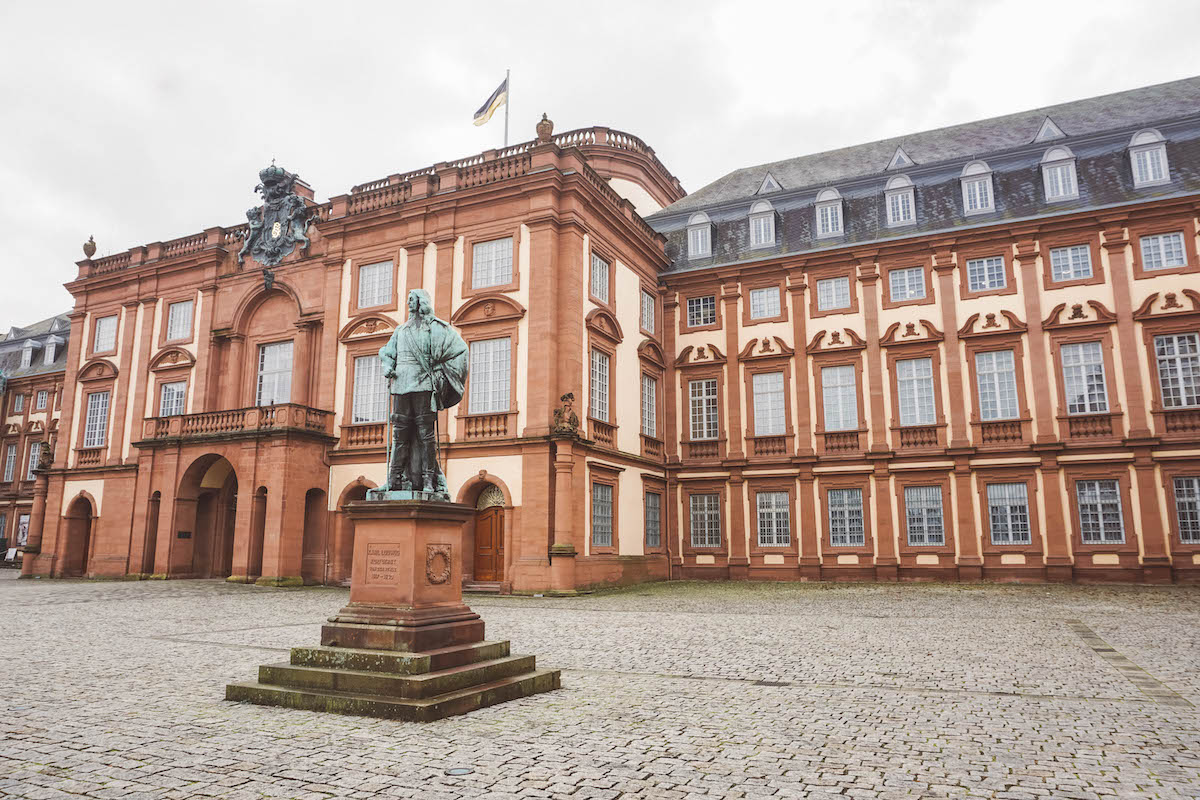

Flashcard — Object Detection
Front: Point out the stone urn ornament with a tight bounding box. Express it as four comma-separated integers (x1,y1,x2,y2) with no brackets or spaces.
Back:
82,235,96,259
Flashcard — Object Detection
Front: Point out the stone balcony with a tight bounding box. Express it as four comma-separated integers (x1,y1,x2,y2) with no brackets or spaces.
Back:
137,404,335,446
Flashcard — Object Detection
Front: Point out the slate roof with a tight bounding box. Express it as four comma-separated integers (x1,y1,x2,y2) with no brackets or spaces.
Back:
0,313,71,380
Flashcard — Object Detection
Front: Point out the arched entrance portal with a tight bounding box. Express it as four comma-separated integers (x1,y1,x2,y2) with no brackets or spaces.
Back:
61,494,94,577
473,484,506,582
175,455,239,578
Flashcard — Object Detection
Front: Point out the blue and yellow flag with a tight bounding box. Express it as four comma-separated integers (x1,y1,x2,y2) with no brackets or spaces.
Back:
473,77,508,126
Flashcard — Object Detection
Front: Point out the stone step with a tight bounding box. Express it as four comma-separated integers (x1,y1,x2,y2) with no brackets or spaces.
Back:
225,668,561,722
260,654,538,699
290,640,509,675
463,581,502,594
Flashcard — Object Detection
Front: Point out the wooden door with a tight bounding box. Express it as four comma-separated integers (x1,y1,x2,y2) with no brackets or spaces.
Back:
474,506,504,582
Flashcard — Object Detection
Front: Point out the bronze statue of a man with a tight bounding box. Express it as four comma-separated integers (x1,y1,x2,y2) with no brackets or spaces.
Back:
378,289,469,495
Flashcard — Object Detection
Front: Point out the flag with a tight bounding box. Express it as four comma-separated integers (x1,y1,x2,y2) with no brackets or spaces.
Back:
473,77,508,126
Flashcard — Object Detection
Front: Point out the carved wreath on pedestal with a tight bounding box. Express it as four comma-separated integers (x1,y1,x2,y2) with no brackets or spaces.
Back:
426,543,452,585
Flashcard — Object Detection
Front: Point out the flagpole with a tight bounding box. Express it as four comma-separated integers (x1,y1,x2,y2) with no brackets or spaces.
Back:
503,68,510,148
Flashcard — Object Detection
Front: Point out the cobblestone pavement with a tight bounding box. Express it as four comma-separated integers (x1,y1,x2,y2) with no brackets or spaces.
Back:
2,573,1199,799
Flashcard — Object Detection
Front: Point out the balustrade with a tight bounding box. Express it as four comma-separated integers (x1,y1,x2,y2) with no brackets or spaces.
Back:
463,413,513,440
142,404,333,442
641,435,664,459
979,420,1023,444
822,431,861,453
1067,413,1114,438
897,426,939,449
76,448,103,467
341,423,386,448
1164,408,1200,434
686,439,719,460
589,419,616,448
751,436,789,457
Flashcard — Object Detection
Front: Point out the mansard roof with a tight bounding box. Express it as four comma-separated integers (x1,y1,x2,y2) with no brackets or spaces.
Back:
0,312,71,379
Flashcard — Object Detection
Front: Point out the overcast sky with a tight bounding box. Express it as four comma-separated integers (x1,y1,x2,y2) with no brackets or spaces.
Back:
2,0,1198,326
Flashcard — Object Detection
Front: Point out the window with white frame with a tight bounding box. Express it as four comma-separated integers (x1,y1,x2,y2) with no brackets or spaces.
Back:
158,381,187,417
644,491,662,548
987,482,1031,545
896,357,936,426
752,372,785,436
0,514,6,542
1140,232,1187,271
471,237,514,289
828,488,865,546
817,276,850,311
25,441,41,481
35,390,47,410
255,341,293,406
641,374,657,437
960,161,994,215
1174,476,1200,543
966,256,1006,292
904,486,944,546
591,482,613,548
749,286,780,319
589,349,610,422
1049,244,1093,281
83,390,110,448
2,445,14,482
166,299,194,340
590,252,610,303
686,295,716,327
357,261,393,308
1076,479,1124,543
1155,333,1200,408
467,337,511,414
1041,147,1079,201
43,340,57,364
821,365,858,431
13,394,24,413
94,315,117,352
815,188,843,237
687,213,712,259
20,346,32,369
749,201,775,248
15,513,28,546
1062,342,1108,414
689,493,721,547
1130,129,1169,187
640,289,656,332
689,379,719,440
885,175,915,226
888,267,925,302
975,350,1019,421
756,491,790,547
352,356,387,423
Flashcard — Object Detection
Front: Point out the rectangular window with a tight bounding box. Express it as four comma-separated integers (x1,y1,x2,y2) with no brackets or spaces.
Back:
1140,232,1187,270
963,176,994,213
689,493,721,547
687,295,716,327
13,394,24,413
352,356,387,423
1076,479,1124,544
35,390,47,410
2,444,14,482
904,486,945,546
471,237,514,289
20,348,31,368
255,341,293,406
987,482,1031,545
975,350,1019,421
1134,147,1166,186
828,488,865,547
896,357,936,426
94,315,117,352
689,379,719,440
640,290,656,332
591,482,613,548
748,287,780,319
0,514,6,543
467,337,511,414
1155,333,1200,408
1061,342,1108,414
1043,162,1078,200
1049,245,1093,281
821,365,858,431
158,381,187,417
752,372,785,436
887,190,914,225
756,491,790,547
640,374,657,437
357,261,393,308
817,201,842,236
589,349,610,422
25,441,41,481
1174,476,1200,543
83,390,110,448
644,491,662,548
888,267,925,302
688,226,711,259
817,277,850,311
750,213,775,248
966,256,1006,292
590,253,610,303
166,299,194,340
16,513,28,546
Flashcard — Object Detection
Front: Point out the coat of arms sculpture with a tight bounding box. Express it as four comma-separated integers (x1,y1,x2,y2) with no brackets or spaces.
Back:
238,164,313,268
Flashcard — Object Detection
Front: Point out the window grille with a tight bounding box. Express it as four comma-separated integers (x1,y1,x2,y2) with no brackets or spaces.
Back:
159,381,187,417
591,483,613,547
896,358,935,426
817,277,850,311
25,442,41,481
817,201,842,236
1049,245,1092,281
689,379,719,440
975,350,1019,421
688,225,711,258
352,356,387,423
83,391,110,448
640,374,657,437
166,300,194,340
962,176,994,213
20,347,32,369
2,445,14,482
888,267,925,302
644,492,662,548
987,482,1031,544
1043,161,1078,200
590,253,610,303
887,189,914,225
255,342,293,406
822,365,858,431
1062,342,1108,414
686,295,716,327
1076,479,1124,543
689,493,721,547
904,485,944,546
1140,232,1187,270
13,395,23,413
1174,477,1200,543
357,262,393,308
1155,333,1200,408
752,372,785,436
94,315,117,352
1133,145,1167,186
749,287,780,319
640,290,656,332
35,390,47,410
750,212,775,248
590,349,610,422
966,256,1006,292
471,238,514,288
467,337,511,414
756,491,790,546
828,488,865,546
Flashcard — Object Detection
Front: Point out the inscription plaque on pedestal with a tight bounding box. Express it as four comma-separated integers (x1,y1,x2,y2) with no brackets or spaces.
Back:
366,543,402,585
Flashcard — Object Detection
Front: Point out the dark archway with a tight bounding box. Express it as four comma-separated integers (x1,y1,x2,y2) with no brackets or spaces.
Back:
175,455,238,578
301,488,328,584
331,480,373,586
62,494,94,578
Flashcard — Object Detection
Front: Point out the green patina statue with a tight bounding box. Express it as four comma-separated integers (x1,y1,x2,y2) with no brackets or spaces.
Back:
376,289,468,497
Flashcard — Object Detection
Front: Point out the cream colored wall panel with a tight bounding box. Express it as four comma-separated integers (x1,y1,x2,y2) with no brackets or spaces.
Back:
61,479,105,517
326,462,386,511
607,177,661,216
122,302,146,460
446,455,523,506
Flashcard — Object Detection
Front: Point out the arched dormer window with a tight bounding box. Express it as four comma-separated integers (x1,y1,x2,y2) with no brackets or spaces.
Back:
1040,146,1078,202
687,212,713,259
960,160,994,216
815,188,843,238
1129,129,1169,187
748,200,776,249
884,175,915,227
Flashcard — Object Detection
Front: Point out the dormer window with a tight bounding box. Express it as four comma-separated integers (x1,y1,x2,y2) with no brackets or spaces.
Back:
960,161,994,215
20,345,33,369
687,212,713,259
885,175,915,227
43,339,58,364
1041,146,1078,201
1129,129,1169,187
815,188,843,238
749,201,775,249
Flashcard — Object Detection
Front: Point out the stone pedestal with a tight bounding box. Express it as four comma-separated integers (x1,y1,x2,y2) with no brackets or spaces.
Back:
226,500,559,721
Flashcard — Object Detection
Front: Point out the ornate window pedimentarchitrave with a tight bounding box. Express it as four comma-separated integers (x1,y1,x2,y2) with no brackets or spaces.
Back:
1042,300,1118,330
476,484,506,510
1133,289,1200,322
584,307,623,345
25,419,45,434
4,423,20,436
450,293,527,328
957,310,1027,340
78,358,118,383
738,336,795,363
674,343,726,369
148,347,197,373
337,313,396,343
880,320,943,348
637,338,667,370
806,329,866,354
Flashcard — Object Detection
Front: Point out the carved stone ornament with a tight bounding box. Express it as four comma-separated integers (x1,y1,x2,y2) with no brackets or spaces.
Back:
83,235,97,259
552,392,580,434
426,543,452,585
237,164,313,267
536,113,554,143
982,313,1000,329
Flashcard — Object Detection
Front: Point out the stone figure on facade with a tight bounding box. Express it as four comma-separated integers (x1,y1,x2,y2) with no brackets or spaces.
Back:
376,289,469,497
552,392,579,434
237,164,313,268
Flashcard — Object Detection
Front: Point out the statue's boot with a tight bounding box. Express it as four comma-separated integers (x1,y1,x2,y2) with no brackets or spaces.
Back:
421,470,437,494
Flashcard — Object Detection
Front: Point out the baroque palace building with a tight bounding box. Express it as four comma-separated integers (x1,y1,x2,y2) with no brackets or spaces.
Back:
17,76,1200,589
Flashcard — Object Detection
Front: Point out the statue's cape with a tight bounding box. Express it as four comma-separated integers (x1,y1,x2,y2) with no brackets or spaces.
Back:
380,317,468,411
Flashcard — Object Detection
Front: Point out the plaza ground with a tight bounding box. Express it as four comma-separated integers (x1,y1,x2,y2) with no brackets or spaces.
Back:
2,573,1199,799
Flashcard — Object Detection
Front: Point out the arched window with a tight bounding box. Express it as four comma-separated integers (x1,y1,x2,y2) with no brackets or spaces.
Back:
687,212,713,259
960,160,994,216
1129,129,1169,187
884,175,915,227
749,200,776,249
1040,146,1078,202
815,188,843,238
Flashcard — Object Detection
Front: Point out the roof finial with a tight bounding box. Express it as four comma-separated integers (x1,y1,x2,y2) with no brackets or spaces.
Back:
536,113,554,144
82,235,97,259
